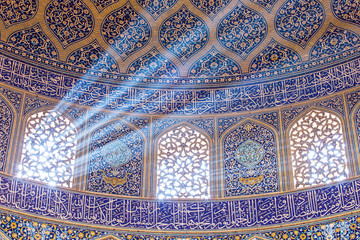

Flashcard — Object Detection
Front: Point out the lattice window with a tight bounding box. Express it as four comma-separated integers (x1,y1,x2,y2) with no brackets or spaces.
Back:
17,110,77,187
156,125,210,199
289,109,348,188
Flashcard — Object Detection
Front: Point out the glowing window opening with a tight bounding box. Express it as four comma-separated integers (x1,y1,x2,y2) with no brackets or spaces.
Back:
17,110,77,188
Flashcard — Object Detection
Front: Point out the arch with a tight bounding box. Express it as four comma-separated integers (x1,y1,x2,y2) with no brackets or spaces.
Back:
155,123,212,199
221,118,280,197
0,93,16,173
17,109,77,188
287,107,349,189
350,99,360,176
86,118,146,196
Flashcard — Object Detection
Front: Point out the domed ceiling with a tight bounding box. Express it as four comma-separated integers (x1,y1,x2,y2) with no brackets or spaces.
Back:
0,0,359,87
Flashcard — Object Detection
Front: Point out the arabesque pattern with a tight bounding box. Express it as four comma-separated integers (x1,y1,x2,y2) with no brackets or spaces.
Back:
0,0,37,27
45,0,94,47
88,121,144,196
310,24,360,59
7,24,58,59
0,97,13,172
224,122,278,196
275,0,324,48
67,40,119,72
188,47,241,77
217,3,267,59
127,47,180,77
101,2,151,60
159,5,209,63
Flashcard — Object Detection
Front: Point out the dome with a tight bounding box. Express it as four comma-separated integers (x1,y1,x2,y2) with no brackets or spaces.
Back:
0,0,360,239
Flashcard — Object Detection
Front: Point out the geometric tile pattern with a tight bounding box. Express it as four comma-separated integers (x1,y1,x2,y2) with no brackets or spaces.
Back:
217,3,267,59
7,24,58,59
127,47,180,77
332,0,360,26
87,120,144,196
188,47,241,77
45,0,94,47
249,39,301,72
250,0,278,12
101,2,151,60
67,40,119,72
310,24,360,59
224,121,278,196
137,0,178,19
275,0,325,48
91,0,120,12
0,96,13,172
190,0,232,19
159,5,209,63
0,0,37,28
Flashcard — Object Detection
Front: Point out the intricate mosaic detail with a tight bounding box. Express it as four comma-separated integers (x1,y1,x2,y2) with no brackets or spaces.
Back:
0,87,22,112
0,0,37,28
101,2,151,60
88,121,144,196
137,0,178,19
0,97,13,172
282,96,345,128
217,3,267,59
311,24,360,59
2,55,360,114
90,0,120,12
249,39,301,72
19,110,77,187
332,0,360,26
289,109,348,188
101,139,131,168
67,40,119,72
275,0,324,48
127,47,179,77
159,5,209,64
188,47,241,77
250,0,278,12
190,0,232,19
152,118,215,139
0,174,360,229
45,0,94,47
347,89,360,113
7,24,58,59
224,121,278,196
0,212,103,239
217,112,279,136
157,125,210,199
23,96,54,115
236,139,265,168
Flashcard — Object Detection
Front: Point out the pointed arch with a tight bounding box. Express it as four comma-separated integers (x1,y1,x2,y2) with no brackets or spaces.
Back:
18,108,77,188
220,118,280,196
287,107,349,188
86,118,146,196
155,122,211,199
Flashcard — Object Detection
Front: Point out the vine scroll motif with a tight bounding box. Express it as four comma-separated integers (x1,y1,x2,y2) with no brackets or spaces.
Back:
18,110,77,188
156,125,210,199
289,109,348,188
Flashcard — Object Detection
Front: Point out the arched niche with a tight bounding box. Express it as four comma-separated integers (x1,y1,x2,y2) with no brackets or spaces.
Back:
155,123,212,199
287,107,349,189
221,119,280,197
87,119,146,196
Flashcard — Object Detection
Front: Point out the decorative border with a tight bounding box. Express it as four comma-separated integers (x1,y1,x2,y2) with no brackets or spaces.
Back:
0,174,360,232
1,54,360,115
0,40,359,86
